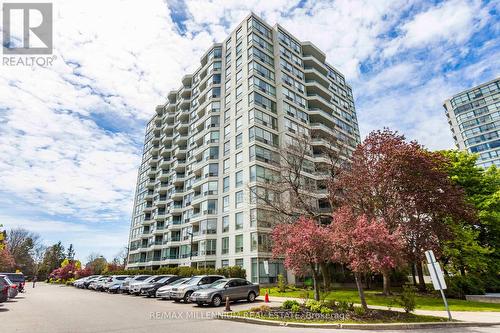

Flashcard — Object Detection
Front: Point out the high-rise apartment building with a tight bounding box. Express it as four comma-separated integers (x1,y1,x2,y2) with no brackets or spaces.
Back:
444,78,500,168
126,13,360,283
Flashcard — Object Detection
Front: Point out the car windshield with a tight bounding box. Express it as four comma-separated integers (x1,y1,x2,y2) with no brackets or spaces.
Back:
135,275,151,281
150,276,165,282
185,277,202,285
170,278,188,286
4,274,24,282
156,277,171,283
209,279,228,289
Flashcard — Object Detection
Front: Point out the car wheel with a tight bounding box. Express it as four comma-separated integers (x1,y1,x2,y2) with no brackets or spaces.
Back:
247,292,256,303
183,291,193,303
212,295,222,307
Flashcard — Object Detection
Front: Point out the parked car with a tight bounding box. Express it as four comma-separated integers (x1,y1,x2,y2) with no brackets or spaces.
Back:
0,273,25,293
73,276,95,288
170,275,224,303
82,275,104,289
0,275,19,299
101,275,128,291
156,277,190,300
189,278,259,306
139,275,182,297
89,277,108,290
120,275,151,294
107,276,130,294
0,276,11,303
129,275,171,295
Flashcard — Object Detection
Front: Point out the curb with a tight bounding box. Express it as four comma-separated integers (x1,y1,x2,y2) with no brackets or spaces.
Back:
216,315,500,330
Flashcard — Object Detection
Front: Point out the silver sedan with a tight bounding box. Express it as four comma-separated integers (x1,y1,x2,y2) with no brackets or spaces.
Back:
189,278,259,307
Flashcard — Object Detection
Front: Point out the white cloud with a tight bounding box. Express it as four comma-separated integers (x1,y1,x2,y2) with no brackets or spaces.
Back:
384,0,489,56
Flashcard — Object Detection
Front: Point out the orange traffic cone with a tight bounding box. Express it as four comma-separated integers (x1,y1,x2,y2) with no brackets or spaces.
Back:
264,289,270,303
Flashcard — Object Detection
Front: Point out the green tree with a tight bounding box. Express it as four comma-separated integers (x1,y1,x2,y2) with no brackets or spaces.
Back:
66,244,75,261
440,150,500,281
39,242,65,279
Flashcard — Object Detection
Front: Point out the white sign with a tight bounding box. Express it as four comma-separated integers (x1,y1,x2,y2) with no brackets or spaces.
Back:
425,250,447,290
424,249,452,320
427,262,447,290
263,260,269,275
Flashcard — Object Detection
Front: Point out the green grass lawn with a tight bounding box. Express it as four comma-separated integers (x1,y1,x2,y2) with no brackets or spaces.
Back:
266,287,500,312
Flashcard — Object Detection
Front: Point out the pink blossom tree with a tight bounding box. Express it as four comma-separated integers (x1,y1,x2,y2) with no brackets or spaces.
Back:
330,208,404,309
272,217,336,301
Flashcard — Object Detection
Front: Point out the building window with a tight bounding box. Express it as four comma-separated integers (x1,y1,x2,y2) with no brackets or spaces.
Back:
235,235,243,253
236,56,242,68
223,158,230,174
235,258,244,267
236,70,243,83
236,42,242,55
235,212,243,230
236,27,242,41
222,237,229,254
235,152,243,167
235,170,243,187
235,190,244,207
235,133,243,149
223,176,230,192
236,84,243,97
222,216,229,233
221,259,229,267
235,116,243,132
224,124,231,138
223,196,229,212
251,232,258,251
224,141,230,156
236,100,243,113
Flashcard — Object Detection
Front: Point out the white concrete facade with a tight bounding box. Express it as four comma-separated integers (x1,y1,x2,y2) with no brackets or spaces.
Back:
126,13,360,283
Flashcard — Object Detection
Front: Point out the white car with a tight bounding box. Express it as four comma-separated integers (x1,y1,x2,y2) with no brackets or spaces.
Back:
129,275,170,295
156,277,190,300
120,275,151,294
103,275,129,292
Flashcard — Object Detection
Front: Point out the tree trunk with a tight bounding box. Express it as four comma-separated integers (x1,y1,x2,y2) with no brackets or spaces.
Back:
411,262,417,286
354,272,368,310
416,261,426,292
311,264,321,301
320,263,330,291
382,270,391,295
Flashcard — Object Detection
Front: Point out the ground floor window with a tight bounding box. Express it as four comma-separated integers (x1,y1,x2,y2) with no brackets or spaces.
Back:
251,257,285,283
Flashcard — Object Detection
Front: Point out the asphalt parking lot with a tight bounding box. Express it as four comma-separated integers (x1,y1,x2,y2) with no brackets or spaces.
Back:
1,283,499,333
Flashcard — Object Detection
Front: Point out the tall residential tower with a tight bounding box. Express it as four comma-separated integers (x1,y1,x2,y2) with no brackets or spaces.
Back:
444,78,500,168
126,13,360,283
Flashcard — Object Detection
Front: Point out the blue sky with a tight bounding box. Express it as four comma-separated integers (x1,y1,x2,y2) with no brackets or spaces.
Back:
0,0,499,262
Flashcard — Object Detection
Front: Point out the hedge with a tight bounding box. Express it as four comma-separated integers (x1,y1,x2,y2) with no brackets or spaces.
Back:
102,265,246,279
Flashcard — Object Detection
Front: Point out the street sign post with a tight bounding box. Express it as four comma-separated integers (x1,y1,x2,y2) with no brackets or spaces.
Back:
425,250,452,320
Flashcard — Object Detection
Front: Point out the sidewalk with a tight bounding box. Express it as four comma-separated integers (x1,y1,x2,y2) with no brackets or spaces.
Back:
262,296,500,323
